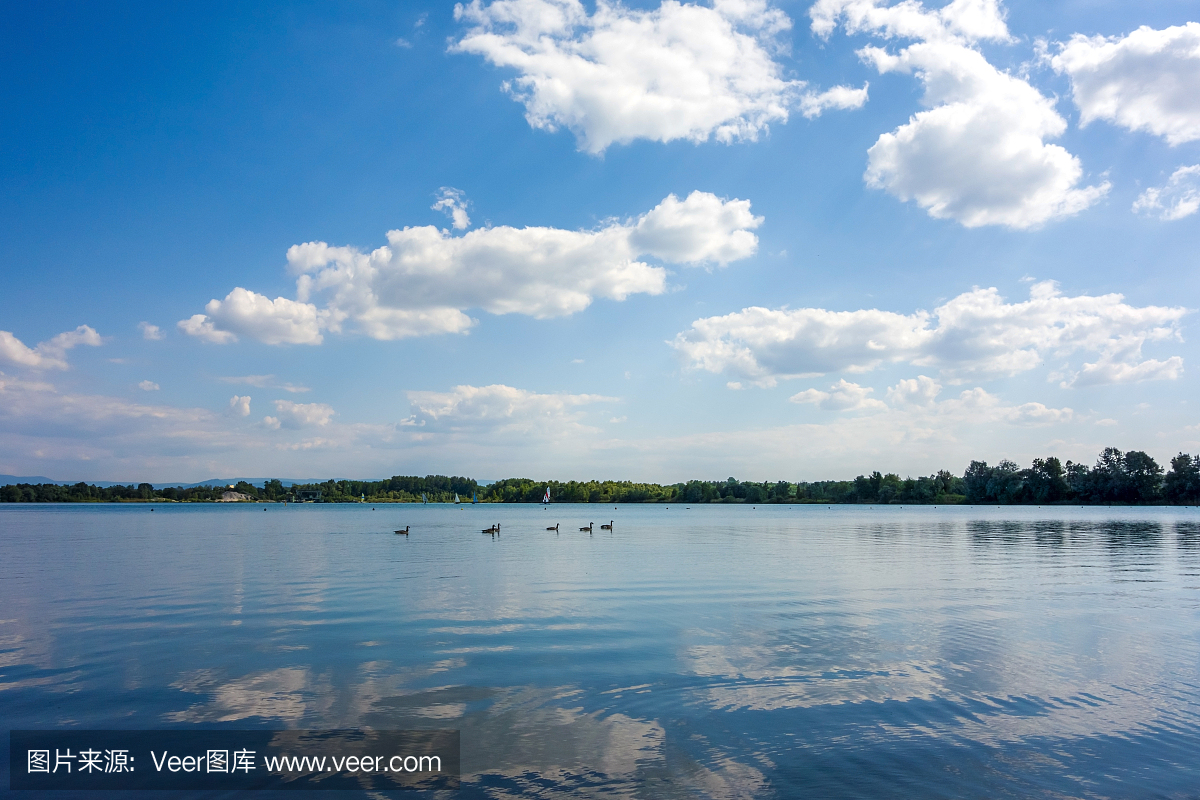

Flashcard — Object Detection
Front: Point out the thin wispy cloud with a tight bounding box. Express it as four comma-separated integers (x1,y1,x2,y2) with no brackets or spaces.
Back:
219,375,312,393
1133,165,1200,220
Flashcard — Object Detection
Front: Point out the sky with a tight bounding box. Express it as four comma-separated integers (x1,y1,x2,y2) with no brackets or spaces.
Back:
1,0,1198,484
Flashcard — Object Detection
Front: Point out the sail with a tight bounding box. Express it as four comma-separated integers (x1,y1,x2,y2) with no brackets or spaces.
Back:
422,493,427,504
472,491,477,504
454,493,460,503
543,487,550,504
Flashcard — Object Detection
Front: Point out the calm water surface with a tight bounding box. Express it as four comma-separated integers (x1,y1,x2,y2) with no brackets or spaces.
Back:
3,503,1200,798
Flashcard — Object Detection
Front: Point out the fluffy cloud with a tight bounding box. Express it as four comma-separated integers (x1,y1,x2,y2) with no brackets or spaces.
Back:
810,0,1010,43
885,374,941,406
861,43,1108,228
814,0,1107,228
266,400,335,429
177,314,237,344
627,191,760,264
0,325,101,370
180,289,326,346
790,379,886,411
138,322,165,341
1133,165,1200,221
183,191,761,344
432,187,471,229
672,281,1187,387
1051,23,1200,145
139,380,160,391
228,395,251,417
1070,337,1183,388
453,0,865,153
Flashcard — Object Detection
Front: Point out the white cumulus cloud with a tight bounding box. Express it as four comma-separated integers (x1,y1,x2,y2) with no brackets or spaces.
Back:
1051,23,1200,145
177,315,237,344
138,322,165,341
811,0,1011,43
180,289,326,346
815,0,1108,228
627,191,761,264
269,400,335,429
1133,164,1200,221
432,187,471,229
183,191,761,344
453,0,864,153
1070,335,1184,388
0,325,102,370
886,374,942,406
228,395,252,417
789,379,887,411
672,281,1187,387
139,380,160,391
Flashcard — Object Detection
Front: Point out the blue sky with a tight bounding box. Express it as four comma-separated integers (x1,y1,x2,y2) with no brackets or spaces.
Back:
1,0,1198,483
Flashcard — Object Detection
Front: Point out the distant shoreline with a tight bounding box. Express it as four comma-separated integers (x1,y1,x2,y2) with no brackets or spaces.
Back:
1,496,1196,508
4,444,1200,507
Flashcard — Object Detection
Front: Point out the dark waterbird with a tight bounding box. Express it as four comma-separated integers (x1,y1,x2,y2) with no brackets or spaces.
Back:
394,526,409,535
483,524,500,534
580,522,593,532
600,521,613,530
546,523,559,531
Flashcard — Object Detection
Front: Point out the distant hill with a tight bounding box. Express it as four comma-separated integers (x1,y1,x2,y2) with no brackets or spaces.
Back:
0,475,58,485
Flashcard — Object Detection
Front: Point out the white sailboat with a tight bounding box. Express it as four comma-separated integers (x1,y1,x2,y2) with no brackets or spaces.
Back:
454,493,460,503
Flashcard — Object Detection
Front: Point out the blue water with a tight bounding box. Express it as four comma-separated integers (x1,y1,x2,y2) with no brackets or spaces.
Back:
3,503,1200,798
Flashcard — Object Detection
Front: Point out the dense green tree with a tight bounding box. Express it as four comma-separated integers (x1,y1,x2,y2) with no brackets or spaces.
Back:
987,460,1025,504
964,461,992,503
1088,447,1128,502
1026,457,1070,503
0,448,1180,506
1123,451,1163,503
1164,454,1200,504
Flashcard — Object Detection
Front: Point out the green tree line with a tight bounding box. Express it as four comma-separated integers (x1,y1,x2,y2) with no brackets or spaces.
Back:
3,449,1199,505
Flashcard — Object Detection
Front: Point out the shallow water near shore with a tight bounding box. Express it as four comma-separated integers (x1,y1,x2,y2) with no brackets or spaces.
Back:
3,502,1200,798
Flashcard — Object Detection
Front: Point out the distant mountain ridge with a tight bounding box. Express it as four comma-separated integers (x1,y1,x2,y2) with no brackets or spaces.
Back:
0,476,373,489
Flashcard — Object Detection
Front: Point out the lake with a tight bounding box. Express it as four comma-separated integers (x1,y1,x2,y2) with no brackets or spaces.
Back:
3,502,1200,798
